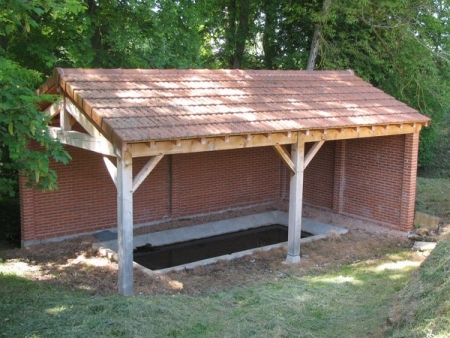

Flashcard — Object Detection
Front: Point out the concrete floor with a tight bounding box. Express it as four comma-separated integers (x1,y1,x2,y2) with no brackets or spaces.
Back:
94,211,348,275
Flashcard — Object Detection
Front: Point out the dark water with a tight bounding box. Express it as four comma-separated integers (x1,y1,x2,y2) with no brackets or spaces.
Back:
134,224,312,270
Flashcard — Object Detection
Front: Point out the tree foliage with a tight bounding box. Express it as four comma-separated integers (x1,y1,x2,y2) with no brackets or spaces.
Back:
1,0,449,198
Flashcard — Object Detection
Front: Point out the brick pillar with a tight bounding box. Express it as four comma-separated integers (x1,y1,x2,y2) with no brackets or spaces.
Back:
170,154,180,218
19,174,35,246
332,140,346,214
399,133,420,231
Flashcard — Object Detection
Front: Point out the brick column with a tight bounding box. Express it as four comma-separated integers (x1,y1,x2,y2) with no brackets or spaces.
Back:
19,174,35,246
399,133,420,231
332,140,346,214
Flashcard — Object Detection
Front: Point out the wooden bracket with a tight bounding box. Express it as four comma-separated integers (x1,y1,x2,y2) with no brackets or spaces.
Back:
273,144,295,174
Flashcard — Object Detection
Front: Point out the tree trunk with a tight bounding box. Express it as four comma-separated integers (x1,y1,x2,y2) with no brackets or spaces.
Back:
232,0,250,69
306,0,332,70
262,0,277,69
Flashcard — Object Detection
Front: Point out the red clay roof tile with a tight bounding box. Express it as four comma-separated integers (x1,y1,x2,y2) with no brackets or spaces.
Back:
39,68,430,143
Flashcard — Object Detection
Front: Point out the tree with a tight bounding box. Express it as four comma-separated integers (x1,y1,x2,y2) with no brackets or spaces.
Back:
0,0,80,196
316,0,450,168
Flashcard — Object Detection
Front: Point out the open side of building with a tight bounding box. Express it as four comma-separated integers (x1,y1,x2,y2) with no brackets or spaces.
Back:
22,68,430,295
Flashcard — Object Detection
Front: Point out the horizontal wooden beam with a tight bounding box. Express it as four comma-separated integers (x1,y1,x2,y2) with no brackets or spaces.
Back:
49,127,118,157
129,132,297,157
302,123,423,142
127,123,424,157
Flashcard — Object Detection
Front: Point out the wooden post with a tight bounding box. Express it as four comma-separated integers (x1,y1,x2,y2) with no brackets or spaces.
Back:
117,148,134,296
286,134,305,264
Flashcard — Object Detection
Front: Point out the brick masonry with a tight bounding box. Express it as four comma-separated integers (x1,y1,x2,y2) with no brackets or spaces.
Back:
20,134,420,246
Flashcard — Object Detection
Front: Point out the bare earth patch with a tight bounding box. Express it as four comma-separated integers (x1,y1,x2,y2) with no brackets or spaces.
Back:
0,212,426,296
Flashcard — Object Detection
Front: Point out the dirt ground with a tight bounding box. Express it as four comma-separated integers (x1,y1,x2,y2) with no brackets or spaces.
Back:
0,206,426,296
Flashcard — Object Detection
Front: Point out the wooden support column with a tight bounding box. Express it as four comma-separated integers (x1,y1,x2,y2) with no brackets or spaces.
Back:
117,148,134,296
286,133,305,264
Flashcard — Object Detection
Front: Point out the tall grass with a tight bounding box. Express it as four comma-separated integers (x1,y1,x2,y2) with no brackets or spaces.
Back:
387,235,450,338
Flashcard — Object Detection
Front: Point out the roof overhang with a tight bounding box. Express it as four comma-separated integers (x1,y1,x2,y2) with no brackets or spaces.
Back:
38,68,430,158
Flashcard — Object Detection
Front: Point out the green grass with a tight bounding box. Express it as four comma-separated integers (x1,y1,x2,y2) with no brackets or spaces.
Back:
0,177,447,337
0,251,418,338
416,177,450,219
386,235,450,338
386,176,450,337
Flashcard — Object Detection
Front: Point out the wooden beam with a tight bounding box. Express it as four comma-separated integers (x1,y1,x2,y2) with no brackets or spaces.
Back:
103,157,117,188
286,133,305,264
273,144,295,174
49,127,117,157
117,148,134,296
45,99,62,118
60,97,71,131
65,99,102,137
303,140,325,170
129,132,298,157
127,123,425,157
132,154,164,193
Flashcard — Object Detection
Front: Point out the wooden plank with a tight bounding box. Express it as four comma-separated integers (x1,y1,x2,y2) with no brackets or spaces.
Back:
273,144,295,174
48,127,117,157
117,149,134,296
299,124,423,142
65,99,102,138
303,140,325,169
60,97,71,131
127,123,424,157
132,154,164,193
129,132,297,157
103,157,117,188
44,99,62,118
286,132,305,264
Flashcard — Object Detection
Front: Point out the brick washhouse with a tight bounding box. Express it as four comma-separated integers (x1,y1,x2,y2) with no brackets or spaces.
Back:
23,68,429,294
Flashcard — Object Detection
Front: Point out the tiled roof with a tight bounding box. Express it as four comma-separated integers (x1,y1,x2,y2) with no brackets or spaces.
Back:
39,68,430,144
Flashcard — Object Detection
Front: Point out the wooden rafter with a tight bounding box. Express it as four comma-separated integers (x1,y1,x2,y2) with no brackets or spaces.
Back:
65,99,102,138
44,99,63,119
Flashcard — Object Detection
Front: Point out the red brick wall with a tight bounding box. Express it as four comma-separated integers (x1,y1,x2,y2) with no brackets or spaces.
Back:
281,142,336,209
20,146,118,244
336,135,413,229
284,135,418,231
303,142,335,209
171,148,282,217
133,156,171,224
20,146,283,245
20,134,419,245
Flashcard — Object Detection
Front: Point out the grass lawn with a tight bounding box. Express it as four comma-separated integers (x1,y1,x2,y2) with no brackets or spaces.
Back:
0,176,448,337
416,177,450,219
0,249,419,337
